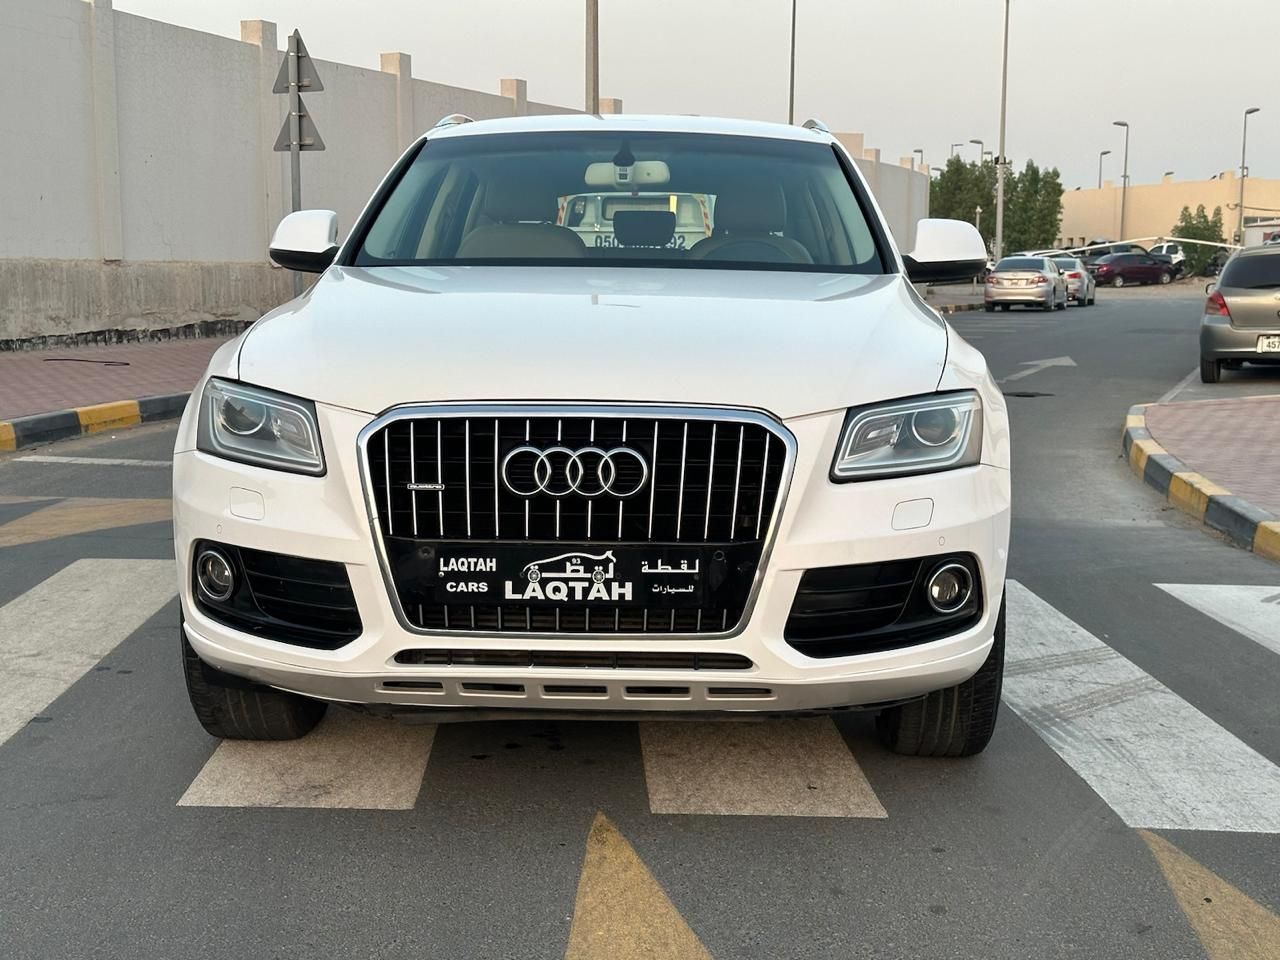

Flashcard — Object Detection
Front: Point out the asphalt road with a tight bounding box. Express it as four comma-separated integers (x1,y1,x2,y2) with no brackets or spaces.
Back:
1,291,1277,959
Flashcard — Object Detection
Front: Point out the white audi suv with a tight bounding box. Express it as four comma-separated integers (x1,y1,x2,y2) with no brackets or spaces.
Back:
174,114,1009,756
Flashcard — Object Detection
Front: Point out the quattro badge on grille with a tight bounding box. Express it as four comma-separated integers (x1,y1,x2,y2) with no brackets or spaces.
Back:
500,445,649,498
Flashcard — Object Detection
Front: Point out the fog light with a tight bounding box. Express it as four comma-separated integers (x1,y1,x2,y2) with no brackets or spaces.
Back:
196,548,235,602
926,563,972,614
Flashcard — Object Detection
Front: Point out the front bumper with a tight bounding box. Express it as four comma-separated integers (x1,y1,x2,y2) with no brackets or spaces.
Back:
174,404,1011,715
1201,315,1280,361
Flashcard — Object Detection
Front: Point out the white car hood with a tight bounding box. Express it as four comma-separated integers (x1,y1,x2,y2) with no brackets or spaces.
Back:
237,266,949,421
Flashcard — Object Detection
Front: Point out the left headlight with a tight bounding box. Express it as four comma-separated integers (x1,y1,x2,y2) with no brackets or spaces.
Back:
831,391,982,482
196,378,325,475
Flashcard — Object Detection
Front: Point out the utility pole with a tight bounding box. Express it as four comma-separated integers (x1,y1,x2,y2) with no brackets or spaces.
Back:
1238,106,1261,244
993,0,1010,260
1114,120,1130,239
1097,149,1111,190
585,0,599,114
787,0,797,124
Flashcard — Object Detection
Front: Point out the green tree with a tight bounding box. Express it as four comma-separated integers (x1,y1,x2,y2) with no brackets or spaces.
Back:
929,155,996,251
1002,160,1063,253
1170,204,1225,275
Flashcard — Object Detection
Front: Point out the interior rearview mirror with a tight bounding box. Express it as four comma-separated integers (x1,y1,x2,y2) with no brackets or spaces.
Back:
904,219,988,284
269,210,340,273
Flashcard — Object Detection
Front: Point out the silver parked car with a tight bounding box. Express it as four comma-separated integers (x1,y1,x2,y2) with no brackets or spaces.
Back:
983,256,1067,312
1052,257,1096,306
1201,245,1280,382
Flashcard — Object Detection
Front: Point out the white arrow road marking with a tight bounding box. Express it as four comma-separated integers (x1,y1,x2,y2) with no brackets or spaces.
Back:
998,356,1077,383
1156,583,1280,658
179,710,435,809
1004,580,1280,832
0,559,175,746
639,718,886,817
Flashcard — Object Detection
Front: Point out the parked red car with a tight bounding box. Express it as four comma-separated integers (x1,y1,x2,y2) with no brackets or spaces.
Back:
1089,252,1173,287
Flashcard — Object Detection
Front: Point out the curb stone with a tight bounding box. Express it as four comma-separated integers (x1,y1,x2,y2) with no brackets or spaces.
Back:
0,393,190,452
1122,403,1280,562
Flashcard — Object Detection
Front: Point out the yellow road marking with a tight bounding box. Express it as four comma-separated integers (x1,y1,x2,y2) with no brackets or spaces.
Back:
1140,830,1280,960
1169,472,1230,519
77,400,142,434
566,813,712,960
0,497,170,547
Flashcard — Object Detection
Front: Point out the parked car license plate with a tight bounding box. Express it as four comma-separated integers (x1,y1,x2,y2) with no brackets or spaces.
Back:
1258,335,1280,353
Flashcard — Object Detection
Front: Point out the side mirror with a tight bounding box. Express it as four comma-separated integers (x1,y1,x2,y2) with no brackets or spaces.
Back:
1204,282,1215,294
904,219,988,283
269,210,339,273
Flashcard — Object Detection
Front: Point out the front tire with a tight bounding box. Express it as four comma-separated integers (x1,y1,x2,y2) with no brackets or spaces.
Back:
1160,271,1172,284
985,303,996,312
182,625,326,740
876,598,1005,757
1199,357,1222,383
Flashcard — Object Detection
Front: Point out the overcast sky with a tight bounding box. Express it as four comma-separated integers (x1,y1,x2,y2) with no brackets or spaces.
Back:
115,0,1279,190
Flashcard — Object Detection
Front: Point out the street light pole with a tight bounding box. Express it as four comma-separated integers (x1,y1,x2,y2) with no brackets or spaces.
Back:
969,138,984,162
585,0,599,114
1238,106,1261,243
950,142,964,158
1097,149,1111,190
787,0,797,124
1113,120,1129,239
913,148,924,170
993,0,1010,260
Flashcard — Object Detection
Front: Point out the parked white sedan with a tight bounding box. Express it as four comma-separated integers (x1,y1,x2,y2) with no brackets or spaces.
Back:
173,114,1010,757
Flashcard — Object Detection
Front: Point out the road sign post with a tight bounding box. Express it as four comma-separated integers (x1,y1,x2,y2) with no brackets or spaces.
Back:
272,30,324,293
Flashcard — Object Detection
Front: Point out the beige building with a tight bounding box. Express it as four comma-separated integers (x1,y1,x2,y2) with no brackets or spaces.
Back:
1058,172,1280,248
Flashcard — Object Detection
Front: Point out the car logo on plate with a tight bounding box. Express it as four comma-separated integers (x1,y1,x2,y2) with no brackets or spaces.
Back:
500,445,649,498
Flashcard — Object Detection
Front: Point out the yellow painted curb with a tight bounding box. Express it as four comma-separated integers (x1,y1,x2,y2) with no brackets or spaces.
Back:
76,400,142,434
1169,472,1232,521
1128,437,1163,476
0,421,15,452
1255,523,1280,563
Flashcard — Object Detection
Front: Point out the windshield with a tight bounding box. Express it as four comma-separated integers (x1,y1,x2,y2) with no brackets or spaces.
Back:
352,132,885,273
1053,258,1077,270
1220,252,1280,288
995,257,1043,270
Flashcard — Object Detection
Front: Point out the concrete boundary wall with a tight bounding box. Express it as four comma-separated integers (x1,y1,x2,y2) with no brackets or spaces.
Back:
1,0,584,343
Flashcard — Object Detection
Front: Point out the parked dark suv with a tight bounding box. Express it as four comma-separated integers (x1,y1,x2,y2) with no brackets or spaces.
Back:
1090,252,1174,287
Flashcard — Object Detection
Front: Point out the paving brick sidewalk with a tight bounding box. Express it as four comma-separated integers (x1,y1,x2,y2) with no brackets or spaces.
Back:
0,339,230,420
1144,395,1280,516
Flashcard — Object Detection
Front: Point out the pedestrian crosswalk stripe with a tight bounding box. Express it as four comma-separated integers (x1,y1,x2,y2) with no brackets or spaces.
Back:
0,558,174,746
1004,580,1280,832
1155,583,1280,658
178,709,435,809
639,718,886,818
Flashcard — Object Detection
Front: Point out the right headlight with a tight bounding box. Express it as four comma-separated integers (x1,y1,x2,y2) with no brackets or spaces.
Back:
831,391,982,481
196,378,325,475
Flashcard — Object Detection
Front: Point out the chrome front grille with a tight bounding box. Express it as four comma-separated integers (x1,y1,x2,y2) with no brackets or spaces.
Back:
361,406,793,636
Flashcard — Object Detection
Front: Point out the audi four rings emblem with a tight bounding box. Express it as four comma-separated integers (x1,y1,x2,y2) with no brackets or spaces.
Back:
500,445,649,498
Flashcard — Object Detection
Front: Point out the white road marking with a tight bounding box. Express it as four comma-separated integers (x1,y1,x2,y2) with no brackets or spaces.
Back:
639,718,886,818
179,709,435,809
13,454,170,468
1157,367,1200,404
1156,583,1280,658
998,356,1077,383
1004,580,1280,832
0,559,175,746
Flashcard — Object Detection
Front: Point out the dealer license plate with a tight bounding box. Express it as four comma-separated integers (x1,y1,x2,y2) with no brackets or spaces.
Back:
1258,335,1280,353
399,542,757,608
